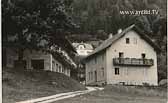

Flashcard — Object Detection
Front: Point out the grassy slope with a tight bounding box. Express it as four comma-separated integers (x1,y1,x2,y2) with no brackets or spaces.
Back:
56,85,167,103
2,68,86,103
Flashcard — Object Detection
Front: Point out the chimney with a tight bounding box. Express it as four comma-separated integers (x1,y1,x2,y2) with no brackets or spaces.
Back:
117,29,122,34
108,33,113,39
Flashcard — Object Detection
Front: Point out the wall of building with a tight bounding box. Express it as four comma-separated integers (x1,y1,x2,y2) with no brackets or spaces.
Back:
26,50,52,71
52,56,71,76
6,49,71,77
106,30,158,85
73,43,94,56
85,51,106,85
6,49,51,71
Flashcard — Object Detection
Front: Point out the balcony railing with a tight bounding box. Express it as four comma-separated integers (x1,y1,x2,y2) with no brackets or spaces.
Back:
113,58,154,66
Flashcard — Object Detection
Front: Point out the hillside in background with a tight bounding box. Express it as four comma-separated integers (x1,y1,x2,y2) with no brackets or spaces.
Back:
2,68,86,103
71,0,166,34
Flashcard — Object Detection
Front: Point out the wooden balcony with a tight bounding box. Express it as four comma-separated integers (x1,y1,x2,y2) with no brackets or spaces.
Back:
113,58,154,66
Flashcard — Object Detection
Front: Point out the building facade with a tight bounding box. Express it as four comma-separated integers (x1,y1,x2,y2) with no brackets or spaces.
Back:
84,25,160,86
72,42,94,82
72,42,94,56
6,49,75,77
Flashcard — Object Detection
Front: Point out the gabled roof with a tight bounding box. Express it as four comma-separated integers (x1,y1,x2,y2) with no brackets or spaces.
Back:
84,24,161,60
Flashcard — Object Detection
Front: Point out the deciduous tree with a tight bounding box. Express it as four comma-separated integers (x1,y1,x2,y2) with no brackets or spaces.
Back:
2,0,75,67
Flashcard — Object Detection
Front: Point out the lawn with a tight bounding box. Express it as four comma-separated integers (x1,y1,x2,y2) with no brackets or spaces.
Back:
55,85,167,103
2,68,86,103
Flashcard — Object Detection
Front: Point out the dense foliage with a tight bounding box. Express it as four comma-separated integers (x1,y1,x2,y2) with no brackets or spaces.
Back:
2,0,75,61
72,0,166,34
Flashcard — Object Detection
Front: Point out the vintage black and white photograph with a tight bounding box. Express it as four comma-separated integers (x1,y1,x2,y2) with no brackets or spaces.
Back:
2,0,167,103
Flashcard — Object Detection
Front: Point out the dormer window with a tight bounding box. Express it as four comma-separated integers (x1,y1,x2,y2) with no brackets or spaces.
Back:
126,38,130,44
78,45,85,49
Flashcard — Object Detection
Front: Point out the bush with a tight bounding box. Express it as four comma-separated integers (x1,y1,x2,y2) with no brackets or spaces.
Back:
142,82,150,87
159,79,167,88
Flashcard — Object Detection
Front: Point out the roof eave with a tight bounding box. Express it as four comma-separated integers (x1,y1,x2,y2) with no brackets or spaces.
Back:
132,26,161,53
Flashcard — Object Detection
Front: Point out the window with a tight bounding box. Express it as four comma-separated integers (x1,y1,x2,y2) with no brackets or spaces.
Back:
79,45,84,49
94,57,97,64
62,67,64,73
91,72,93,80
141,53,146,64
89,72,93,80
56,64,58,72
94,71,97,82
52,61,55,71
88,72,90,80
59,66,61,72
126,38,130,44
115,68,119,75
101,68,104,77
119,52,124,58
141,53,146,59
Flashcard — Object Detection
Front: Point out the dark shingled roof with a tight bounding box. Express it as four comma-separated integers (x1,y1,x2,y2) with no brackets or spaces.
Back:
84,24,161,60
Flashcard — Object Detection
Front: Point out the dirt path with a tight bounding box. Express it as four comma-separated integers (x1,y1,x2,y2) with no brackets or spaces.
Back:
16,87,104,103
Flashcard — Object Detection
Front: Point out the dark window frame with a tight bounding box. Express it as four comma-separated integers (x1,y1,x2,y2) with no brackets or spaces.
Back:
126,38,130,44
101,68,104,77
115,68,119,75
119,52,124,58
141,53,146,59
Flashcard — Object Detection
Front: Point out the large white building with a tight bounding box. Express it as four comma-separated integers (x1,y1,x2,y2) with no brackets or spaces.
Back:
72,42,94,56
84,25,160,86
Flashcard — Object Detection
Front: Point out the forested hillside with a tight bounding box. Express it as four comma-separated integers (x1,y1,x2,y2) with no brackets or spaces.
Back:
71,0,166,34
70,0,167,81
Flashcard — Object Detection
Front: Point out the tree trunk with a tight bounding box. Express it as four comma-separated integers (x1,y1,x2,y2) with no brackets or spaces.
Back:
18,48,24,61
16,31,26,70
2,24,8,67
16,48,25,70
2,48,7,67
